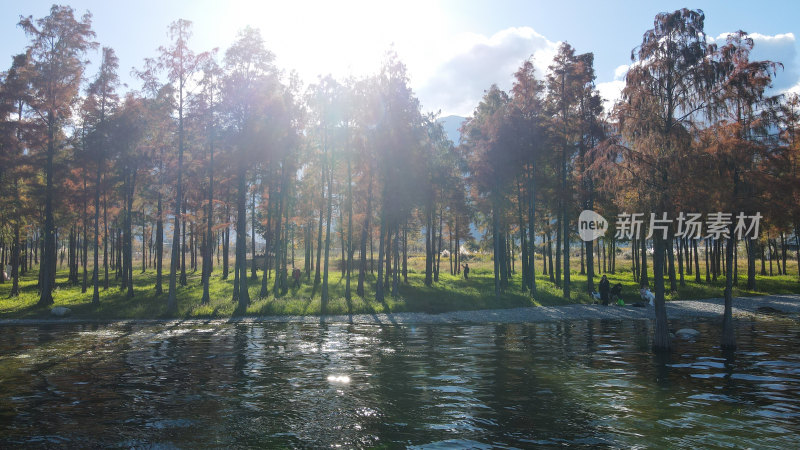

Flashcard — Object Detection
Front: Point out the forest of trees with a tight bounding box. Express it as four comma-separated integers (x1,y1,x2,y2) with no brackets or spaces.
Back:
1,6,799,351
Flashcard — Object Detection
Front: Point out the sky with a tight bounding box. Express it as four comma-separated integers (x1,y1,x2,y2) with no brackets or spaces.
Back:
1,1,799,117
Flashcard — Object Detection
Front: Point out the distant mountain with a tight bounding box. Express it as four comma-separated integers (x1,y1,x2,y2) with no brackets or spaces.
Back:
437,115,466,145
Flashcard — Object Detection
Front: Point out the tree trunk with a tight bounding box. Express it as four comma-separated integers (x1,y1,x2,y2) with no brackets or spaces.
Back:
201,127,214,304
493,201,501,297
516,178,528,290
402,223,407,283
235,164,250,309
392,225,400,297
375,206,386,302
425,204,433,286
82,178,89,293
527,165,536,294
260,190,273,298
166,98,185,313
9,224,21,297
357,175,372,297
180,200,187,286
555,209,561,287
141,210,146,274
250,186,257,280
781,232,788,276
667,231,677,292
562,206,570,299
652,234,671,352
795,225,800,278
38,113,57,307
384,226,391,290
435,200,443,282
547,230,554,282
321,152,334,309
631,237,639,283
314,161,325,287
722,227,736,350
640,236,649,287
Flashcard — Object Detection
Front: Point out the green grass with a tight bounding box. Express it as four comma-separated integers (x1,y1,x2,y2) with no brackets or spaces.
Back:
0,255,797,320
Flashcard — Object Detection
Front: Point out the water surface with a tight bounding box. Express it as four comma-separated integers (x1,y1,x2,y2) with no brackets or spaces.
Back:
1,318,798,447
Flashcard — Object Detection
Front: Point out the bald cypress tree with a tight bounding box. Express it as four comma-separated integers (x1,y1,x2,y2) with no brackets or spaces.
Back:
19,5,97,306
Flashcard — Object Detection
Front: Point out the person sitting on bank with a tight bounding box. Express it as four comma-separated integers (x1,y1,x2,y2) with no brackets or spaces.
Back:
463,263,470,280
599,275,610,306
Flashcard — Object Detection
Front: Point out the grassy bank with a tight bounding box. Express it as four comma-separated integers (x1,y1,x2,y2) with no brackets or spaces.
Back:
0,256,798,320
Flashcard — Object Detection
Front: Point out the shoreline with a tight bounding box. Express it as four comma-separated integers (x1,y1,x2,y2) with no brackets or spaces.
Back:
0,294,798,327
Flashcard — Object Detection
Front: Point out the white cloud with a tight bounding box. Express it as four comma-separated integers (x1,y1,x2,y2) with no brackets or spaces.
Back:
415,27,558,117
613,64,629,81
596,79,625,114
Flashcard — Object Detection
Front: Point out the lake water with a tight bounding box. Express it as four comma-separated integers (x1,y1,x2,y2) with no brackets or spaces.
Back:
1,317,798,447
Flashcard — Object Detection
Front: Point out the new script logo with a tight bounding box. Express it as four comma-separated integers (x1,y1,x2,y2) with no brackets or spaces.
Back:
578,210,607,242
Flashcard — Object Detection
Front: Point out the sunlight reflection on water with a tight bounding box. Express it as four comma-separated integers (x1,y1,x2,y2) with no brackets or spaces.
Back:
0,318,798,447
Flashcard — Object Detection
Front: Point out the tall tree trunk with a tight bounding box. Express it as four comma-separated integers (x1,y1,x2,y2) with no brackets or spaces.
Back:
667,230,677,292
375,206,385,302
314,161,325,288
167,92,185,313
402,222,408,283
103,192,109,290
693,239,700,283
251,185,257,280
527,164,536,294
125,169,136,298
781,232,788,276
795,225,800,278
357,175,372,297
38,113,57,306
9,224,21,297
180,200,187,286
425,204,433,286
639,236,649,287
632,236,639,284
722,226,736,349
141,209,146,274
562,206,570,299
392,225,399,297
555,208,561,287
82,177,88,293
201,126,214,304
516,178,528,290
547,230,554,282
493,201,501,297
384,226,391,290
321,152,333,309
260,189,273,298
273,168,287,296
222,217,230,280
499,228,508,290
746,237,755,290
435,200,443,282
652,234,671,352
235,164,250,309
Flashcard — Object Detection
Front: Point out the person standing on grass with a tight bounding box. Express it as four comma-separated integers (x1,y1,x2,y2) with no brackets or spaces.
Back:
599,274,610,306
463,263,470,280
292,268,301,288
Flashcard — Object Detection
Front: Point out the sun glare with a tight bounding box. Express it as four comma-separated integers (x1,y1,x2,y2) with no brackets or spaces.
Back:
217,0,445,85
